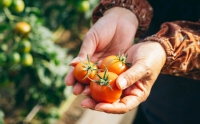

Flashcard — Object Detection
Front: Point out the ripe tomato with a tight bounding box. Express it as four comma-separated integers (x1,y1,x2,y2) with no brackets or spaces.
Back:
10,0,25,13
0,0,12,8
90,71,122,103
73,61,97,84
100,54,131,75
14,21,31,37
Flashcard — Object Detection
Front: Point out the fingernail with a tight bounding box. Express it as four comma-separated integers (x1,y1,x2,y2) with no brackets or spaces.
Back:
95,108,103,112
119,78,127,89
81,105,87,108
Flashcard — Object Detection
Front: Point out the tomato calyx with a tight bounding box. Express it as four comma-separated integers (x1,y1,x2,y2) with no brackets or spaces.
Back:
80,55,98,80
91,68,113,90
116,52,132,67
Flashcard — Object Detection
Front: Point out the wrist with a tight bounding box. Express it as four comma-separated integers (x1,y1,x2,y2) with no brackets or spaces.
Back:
147,41,167,65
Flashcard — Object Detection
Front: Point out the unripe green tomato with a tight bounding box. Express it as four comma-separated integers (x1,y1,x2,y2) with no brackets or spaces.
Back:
8,52,21,64
77,1,90,13
0,0,12,8
0,43,8,52
18,39,31,53
21,53,33,66
10,0,25,13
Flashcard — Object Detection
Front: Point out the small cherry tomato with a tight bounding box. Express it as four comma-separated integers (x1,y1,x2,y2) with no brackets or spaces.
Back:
21,53,33,66
10,0,25,13
0,0,12,8
8,52,21,64
90,70,122,103
14,21,31,37
17,39,31,53
77,0,90,13
100,53,131,75
73,56,97,84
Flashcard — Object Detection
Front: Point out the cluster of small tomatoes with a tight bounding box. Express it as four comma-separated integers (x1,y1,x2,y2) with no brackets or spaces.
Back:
0,21,33,67
73,53,131,103
0,0,25,13
0,0,33,66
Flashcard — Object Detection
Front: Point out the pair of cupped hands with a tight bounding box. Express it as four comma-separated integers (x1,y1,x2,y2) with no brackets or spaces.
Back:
65,7,166,114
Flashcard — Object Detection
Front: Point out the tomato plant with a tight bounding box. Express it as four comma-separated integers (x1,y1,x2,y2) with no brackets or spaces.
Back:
0,53,7,65
90,69,122,103
100,52,131,75
0,0,99,123
73,55,97,84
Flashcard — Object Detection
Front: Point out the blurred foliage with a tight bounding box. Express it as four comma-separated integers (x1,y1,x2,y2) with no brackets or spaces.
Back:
0,0,98,123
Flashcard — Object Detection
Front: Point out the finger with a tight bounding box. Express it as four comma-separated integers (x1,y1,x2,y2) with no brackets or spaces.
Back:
94,95,140,114
81,98,97,110
73,82,85,95
95,82,146,114
116,61,151,90
82,85,91,96
65,67,76,86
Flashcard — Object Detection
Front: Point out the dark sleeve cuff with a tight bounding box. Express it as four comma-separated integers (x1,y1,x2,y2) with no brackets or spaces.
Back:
92,0,153,37
143,21,200,80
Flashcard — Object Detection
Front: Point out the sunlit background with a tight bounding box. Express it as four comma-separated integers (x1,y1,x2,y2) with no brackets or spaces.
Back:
0,0,99,123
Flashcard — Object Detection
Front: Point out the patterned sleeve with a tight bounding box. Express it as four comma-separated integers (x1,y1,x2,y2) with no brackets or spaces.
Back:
92,0,153,37
143,21,200,80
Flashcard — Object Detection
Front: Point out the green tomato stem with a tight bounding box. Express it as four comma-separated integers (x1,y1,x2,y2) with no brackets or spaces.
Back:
3,8,21,21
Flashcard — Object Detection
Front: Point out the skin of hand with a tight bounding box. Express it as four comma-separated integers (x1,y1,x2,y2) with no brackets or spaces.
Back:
65,7,138,95
80,41,166,114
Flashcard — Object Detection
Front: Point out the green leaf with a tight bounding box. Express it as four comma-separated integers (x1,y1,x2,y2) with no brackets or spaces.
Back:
37,64,52,86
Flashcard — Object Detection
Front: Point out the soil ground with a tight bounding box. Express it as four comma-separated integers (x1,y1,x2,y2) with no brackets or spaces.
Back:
57,95,138,124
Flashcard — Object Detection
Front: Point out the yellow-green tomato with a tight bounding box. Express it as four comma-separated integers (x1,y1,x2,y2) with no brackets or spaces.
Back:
77,1,90,13
10,0,25,13
0,0,12,8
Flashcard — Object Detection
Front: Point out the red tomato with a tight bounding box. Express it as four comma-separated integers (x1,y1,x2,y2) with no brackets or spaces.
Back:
100,54,131,75
90,71,122,103
73,61,97,84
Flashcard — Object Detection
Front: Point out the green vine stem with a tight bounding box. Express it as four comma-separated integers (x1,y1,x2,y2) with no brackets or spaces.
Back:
3,8,21,21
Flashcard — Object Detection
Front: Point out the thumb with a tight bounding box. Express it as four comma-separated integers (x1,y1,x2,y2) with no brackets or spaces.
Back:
116,61,151,90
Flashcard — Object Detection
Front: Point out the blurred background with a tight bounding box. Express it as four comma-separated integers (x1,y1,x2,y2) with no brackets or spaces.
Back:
0,0,100,123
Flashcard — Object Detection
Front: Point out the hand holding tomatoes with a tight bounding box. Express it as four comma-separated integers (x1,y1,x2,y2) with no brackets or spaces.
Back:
66,6,166,114
80,41,166,114
65,7,138,95
100,52,131,75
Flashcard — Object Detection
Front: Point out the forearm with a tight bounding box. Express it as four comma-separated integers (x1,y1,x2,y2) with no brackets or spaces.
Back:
143,21,200,80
